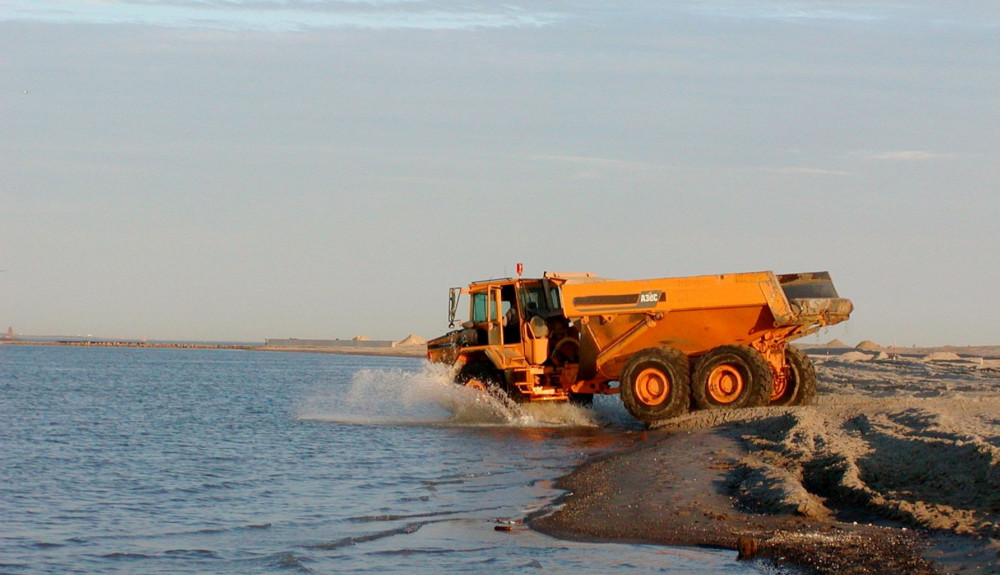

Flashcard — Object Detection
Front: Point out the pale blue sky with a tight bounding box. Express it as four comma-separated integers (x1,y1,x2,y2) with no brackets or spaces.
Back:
2,1,998,345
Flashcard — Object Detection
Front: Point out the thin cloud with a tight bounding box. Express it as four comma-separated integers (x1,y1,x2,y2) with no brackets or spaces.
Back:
0,0,565,31
757,166,851,176
683,1,893,24
866,150,957,162
532,154,651,171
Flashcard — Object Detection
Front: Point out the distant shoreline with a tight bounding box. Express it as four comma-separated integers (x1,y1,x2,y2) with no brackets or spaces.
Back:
6,338,999,361
0,340,428,358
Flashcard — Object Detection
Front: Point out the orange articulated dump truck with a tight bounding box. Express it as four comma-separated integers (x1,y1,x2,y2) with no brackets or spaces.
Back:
427,268,853,425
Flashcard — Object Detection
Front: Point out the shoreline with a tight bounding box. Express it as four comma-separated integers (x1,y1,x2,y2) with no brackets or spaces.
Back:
529,352,1000,575
0,340,428,358
528,421,936,575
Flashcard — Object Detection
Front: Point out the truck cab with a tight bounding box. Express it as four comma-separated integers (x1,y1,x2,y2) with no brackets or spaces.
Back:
427,275,589,401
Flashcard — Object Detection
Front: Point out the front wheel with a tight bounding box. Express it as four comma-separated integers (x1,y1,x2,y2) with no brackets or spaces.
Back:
456,362,502,393
691,345,773,410
619,347,690,425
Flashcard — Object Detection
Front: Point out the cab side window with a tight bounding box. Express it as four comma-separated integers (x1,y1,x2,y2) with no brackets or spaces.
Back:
472,293,488,323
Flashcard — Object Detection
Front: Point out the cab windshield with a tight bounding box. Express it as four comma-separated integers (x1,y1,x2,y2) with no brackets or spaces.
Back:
519,282,560,316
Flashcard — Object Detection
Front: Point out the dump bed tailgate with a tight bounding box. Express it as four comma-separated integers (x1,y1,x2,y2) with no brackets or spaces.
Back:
769,272,853,327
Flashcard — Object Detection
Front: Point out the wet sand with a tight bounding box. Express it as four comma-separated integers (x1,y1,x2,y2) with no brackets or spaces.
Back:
531,347,1000,575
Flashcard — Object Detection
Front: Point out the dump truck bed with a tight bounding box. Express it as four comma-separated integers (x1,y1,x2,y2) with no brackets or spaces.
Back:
555,271,851,378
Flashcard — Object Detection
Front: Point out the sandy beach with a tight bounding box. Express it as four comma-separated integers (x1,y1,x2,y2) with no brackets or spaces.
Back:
531,345,1000,574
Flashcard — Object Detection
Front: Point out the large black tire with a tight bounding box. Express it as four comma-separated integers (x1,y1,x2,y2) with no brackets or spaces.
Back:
619,347,691,425
456,362,502,393
456,362,528,402
691,345,773,410
770,346,817,406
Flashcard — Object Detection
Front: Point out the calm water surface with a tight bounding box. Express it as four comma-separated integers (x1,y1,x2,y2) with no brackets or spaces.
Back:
0,346,768,574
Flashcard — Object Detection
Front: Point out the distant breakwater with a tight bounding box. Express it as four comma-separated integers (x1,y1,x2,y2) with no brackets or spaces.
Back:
0,340,427,357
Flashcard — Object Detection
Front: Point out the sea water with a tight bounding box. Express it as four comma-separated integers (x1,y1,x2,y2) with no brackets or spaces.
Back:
0,345,767,574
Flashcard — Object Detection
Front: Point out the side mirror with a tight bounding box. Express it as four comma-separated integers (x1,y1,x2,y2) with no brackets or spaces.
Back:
448,287,462,327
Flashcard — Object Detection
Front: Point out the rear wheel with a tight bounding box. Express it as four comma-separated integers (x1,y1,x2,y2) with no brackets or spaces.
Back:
619,347,690,425
770,346,817,406
691,345,773,410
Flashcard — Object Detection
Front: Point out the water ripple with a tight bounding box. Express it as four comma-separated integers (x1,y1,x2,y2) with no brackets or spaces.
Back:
307,521,434,550
1,346,759,575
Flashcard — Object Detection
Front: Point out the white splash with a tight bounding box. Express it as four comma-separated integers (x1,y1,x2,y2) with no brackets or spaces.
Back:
296,362,606,428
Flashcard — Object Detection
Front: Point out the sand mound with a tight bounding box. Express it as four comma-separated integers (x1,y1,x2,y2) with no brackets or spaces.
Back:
824,339,848,348
352,335,369,341
834,351,874,362
683,356,1000,539
856,340,884,351
739,406,1000,537
397,334,427,346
